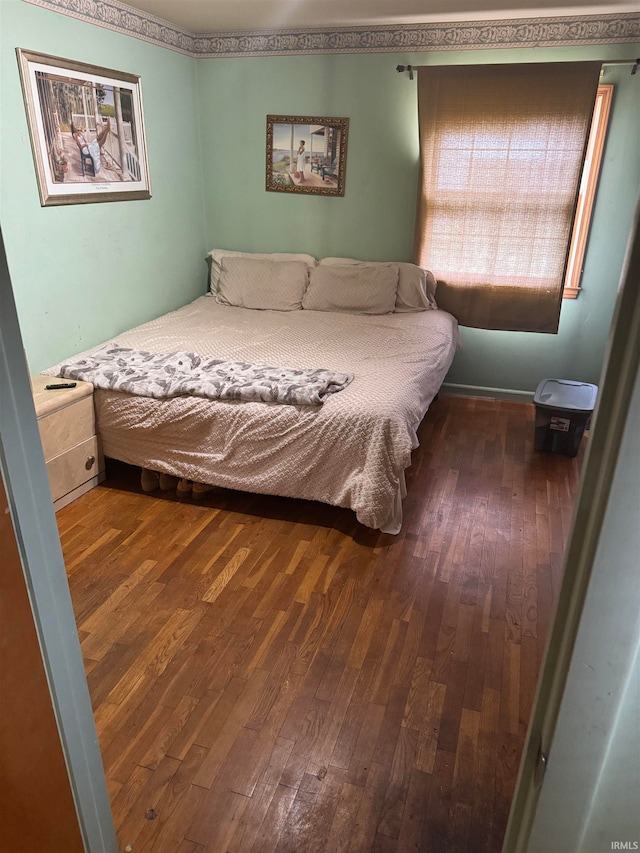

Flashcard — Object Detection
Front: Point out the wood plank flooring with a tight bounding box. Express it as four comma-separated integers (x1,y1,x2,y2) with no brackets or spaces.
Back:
57,395,584,852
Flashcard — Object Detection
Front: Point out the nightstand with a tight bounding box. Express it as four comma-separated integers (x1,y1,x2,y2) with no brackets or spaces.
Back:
31,375,105,511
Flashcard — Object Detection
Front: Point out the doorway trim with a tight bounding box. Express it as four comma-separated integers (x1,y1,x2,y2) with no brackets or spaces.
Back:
502,196,640,851
0,228,117,853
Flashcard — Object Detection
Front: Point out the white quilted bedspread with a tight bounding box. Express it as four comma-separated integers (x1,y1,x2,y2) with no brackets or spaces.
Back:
49,297,458,531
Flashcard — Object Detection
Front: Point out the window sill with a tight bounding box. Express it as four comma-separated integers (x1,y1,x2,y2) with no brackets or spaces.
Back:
563,287,581,300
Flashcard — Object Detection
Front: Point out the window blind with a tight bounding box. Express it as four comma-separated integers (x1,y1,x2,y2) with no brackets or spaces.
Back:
413,62,602,333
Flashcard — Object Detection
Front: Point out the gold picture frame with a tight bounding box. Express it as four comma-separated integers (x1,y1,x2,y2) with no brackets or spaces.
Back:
266,115,349,197
16,48,152,206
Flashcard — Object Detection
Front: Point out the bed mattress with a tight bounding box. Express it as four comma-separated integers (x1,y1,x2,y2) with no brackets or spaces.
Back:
49,296,458,532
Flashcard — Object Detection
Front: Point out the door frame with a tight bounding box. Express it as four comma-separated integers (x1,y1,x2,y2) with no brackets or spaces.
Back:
502,196,640,851
0,228,117,853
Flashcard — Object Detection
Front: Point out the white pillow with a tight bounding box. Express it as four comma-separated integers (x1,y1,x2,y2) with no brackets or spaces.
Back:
217,256,309,310
302,262,398,314
396,263,438,311
208,249,316,295
319,257,437,311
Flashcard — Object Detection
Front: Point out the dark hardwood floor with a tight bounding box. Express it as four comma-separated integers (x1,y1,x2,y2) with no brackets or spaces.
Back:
57,394,584,852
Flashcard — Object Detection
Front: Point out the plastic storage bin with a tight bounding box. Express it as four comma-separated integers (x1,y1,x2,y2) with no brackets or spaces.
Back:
533,379,598,457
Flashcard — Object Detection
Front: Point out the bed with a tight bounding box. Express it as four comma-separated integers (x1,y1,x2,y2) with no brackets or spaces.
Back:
46,251,459,533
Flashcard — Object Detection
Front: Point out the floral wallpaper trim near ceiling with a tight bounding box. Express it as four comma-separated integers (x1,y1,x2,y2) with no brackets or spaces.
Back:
21,0,640,58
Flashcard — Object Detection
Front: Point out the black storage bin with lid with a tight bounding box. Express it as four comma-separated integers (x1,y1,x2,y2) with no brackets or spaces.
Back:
533,379,598,457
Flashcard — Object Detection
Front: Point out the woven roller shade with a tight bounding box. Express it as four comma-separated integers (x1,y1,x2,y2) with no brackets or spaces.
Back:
413,62,602,333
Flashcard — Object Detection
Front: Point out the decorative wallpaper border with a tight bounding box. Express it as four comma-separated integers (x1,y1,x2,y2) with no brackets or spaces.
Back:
22,0,197,55
194,15,640,58
21,0,640,58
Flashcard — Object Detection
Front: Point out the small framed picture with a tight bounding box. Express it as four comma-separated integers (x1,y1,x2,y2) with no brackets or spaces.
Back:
16,48,152,206
266,115,349,197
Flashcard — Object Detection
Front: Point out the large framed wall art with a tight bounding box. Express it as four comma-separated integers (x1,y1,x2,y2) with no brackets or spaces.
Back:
17,49,152,206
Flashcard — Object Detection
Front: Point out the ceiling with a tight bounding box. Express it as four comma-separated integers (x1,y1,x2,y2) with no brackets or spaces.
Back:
119,0,636,34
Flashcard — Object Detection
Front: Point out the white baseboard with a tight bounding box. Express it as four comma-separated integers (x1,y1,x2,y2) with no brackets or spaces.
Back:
440,383,534,402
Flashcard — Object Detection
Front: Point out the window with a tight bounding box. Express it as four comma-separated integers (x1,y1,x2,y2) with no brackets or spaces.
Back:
563,84,614,299
414,62,602,333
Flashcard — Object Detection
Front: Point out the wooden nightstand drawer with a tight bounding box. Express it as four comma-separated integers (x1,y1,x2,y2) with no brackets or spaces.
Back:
38,396,95,461
31,374,105,510
46,436,103,505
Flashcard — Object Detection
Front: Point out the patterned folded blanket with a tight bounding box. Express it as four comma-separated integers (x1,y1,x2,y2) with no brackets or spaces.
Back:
55,345,353,406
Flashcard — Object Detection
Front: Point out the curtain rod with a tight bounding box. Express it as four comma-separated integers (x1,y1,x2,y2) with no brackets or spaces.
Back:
602,58,639,73
395,59,639,77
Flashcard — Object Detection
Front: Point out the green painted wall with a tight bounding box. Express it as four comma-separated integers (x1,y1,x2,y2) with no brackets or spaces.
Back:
0,0,206,372
197,45,640,394
1,0,638,394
